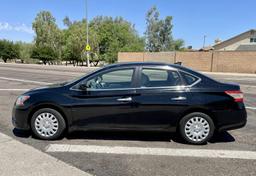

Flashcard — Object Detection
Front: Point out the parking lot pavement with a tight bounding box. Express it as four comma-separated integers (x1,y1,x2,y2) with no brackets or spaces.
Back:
0,64,256,176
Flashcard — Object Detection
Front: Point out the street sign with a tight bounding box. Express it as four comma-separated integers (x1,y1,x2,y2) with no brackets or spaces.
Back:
85,44,91,51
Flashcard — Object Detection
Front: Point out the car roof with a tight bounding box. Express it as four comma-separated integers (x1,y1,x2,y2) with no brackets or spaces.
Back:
106,62,172,68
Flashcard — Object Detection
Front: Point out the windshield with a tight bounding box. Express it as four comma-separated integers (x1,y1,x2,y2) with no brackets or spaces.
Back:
64,67,103,86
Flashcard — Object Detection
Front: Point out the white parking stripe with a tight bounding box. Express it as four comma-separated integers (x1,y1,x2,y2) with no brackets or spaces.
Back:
0,89,29,91
246,106,256,110
0,76,51,85
46,144,256,160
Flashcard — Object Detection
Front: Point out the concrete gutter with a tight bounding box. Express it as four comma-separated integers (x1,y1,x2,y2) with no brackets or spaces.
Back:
0,132,92,176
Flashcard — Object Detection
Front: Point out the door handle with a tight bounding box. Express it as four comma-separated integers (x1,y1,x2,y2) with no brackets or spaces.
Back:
171,96,187,101
117,97,132,102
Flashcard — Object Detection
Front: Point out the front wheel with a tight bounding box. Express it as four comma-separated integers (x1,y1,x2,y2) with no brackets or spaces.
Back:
179,112,215,145
31,108,66,140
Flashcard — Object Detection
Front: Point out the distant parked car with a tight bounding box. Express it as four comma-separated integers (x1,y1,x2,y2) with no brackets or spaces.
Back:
12,62,247,144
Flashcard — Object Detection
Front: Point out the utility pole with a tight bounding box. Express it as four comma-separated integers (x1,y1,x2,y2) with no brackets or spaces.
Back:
86,0,90,67
203,35,207,48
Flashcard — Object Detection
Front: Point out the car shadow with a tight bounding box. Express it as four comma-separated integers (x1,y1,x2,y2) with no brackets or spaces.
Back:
209,131,235,143
12,128,31,138
66,131,172,142
12,128,236,144
66,130,236,144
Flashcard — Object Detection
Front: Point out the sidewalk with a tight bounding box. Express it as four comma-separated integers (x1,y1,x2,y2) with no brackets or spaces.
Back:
0,132,91,176
202,71,256,77
1,62,256,77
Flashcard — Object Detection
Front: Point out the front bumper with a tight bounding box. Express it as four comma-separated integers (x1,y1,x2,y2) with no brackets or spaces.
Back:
12,106,30,130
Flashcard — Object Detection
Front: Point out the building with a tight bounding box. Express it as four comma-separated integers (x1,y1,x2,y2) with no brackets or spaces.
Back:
213,29,256,51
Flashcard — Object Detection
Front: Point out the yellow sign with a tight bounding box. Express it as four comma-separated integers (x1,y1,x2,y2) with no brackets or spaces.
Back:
85,44,91,51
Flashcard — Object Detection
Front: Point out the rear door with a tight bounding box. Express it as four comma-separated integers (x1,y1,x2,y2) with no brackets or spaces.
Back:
132,66,189,130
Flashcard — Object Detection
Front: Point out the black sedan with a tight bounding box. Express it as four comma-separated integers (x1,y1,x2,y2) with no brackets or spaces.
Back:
12,62,247,144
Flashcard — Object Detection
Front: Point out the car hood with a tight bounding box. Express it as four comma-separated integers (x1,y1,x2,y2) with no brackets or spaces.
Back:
25,82,67,94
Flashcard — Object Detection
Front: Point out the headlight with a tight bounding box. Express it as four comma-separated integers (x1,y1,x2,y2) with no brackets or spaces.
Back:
16,95,30,106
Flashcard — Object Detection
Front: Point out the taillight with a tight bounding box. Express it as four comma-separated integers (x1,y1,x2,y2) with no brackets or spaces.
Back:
225,90,243,102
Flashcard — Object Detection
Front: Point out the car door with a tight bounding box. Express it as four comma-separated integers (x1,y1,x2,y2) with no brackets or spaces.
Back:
132,66,189,130
69,66,139,130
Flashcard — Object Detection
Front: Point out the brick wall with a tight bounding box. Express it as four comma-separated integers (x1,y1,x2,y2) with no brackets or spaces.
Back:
175,52,213,72
213,51,256,73
118,51,256,74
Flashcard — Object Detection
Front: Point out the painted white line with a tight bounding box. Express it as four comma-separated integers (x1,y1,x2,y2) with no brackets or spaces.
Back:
0,89,29,91
246,106,256,110
46,144,256,160
0,76,51,85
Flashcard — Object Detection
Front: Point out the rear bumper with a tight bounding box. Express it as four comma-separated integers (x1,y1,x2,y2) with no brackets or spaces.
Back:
213,107,247,132
218,121,246,132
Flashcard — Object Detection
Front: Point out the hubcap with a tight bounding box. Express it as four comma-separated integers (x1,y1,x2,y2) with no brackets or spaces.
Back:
184,116,210,142
34,112,59,137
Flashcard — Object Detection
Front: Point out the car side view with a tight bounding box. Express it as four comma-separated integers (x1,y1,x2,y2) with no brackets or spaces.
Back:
12,62,247,144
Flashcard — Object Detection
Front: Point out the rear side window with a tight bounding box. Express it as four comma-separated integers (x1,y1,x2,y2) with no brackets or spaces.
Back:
180,71,199,85
141,68,181,87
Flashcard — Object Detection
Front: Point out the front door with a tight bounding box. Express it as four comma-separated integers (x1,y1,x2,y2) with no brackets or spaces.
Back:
70,67,139,130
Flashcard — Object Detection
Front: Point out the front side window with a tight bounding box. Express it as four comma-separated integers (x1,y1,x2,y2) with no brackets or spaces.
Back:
140,68,181,87
84,68,134,90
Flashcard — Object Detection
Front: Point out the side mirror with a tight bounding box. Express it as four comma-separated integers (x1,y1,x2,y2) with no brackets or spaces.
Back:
78,84,88,91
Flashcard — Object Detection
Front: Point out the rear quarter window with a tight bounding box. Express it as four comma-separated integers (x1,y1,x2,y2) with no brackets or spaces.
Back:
180,71,199,85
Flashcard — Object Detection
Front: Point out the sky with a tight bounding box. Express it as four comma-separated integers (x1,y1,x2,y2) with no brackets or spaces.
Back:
0,0,256,49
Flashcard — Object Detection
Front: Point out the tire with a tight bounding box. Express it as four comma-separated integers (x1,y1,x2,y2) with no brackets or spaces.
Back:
179,112,215,145
31,108,66,140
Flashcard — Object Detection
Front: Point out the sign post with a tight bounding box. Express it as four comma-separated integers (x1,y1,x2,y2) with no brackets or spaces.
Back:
85,0,90,67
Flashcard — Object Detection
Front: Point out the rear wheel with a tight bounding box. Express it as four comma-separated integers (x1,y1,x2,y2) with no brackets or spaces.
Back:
179,112,215,144
31,108,66,140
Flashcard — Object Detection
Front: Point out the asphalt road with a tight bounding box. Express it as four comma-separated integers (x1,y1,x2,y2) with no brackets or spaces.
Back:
0,63,256,176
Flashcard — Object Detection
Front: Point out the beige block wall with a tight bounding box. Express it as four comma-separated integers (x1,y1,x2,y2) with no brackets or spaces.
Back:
175,52,213,72
213,51,256,73
118,51,256,74
143,52,175,63
118,52,144,62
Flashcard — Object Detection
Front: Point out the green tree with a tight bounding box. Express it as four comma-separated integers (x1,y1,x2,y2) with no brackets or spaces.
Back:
0,40,20,63
61,16,144,65
31,11,61,64
90,16,144,63
31,45,57,64
62,19,88,66
16,42,34,63
145,6,184,52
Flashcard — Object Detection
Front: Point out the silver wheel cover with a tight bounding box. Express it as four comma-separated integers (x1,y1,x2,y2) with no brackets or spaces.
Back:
34,112,59,137
184,116,210,142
